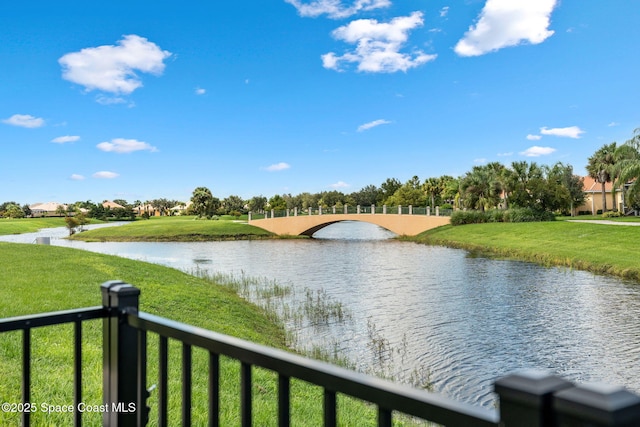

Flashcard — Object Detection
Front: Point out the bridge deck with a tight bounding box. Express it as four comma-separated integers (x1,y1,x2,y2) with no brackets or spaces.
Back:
249,213,450,236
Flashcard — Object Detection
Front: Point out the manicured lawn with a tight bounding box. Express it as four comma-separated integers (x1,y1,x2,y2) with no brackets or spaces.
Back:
0,217,68,235
410,221,640,281
69,216,276,241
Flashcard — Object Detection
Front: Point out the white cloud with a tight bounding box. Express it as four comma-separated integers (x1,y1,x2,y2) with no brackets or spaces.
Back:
96,95,128,105
70,174,85,181
497,152,513,157
264,162,291,172
195,87,206,95
357,119,391,132
51,135,80,144
330,181,350,188
520,146,556,157
540,126,585,138
322,12,437,73
59,34,172,95
440,6,449,18
454,0,557,57
474,158,487,164
608,122,620,127
2,114,45,128
285,0,391,19
526,134,542,140
97,138,158,153
93,171,119,179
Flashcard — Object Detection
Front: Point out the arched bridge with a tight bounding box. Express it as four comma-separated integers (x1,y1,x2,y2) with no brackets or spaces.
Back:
248,206,451,237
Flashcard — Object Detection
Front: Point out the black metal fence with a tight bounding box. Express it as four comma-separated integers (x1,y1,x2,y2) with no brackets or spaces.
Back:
1,281,640,426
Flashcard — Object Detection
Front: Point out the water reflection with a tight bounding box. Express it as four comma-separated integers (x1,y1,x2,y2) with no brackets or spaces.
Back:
1,221,639,407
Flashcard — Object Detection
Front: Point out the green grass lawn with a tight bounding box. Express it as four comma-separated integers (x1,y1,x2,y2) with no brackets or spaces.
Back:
69,216,277,242
0,242,418,426
410,221,640,281
0,217,69,235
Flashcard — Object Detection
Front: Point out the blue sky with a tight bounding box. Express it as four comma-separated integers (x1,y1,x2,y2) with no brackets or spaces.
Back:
2,0,638,204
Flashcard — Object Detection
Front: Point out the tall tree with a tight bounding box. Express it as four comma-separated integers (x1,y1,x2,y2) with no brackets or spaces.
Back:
586,142,617,212
460,165,502,211
508,161,543,209
614,129,640,209
350,185,381,206
442,177,462,208
247,195,267,213
222,195,246,214
385,176,425,206
267,194,287,210
318,191,346,208
190,187,215,218
379,178,401,204
423,177,440,208
549,162,585,216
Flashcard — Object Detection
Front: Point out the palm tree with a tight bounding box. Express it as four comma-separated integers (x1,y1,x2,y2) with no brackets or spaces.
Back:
442,177,462,209
423,177,440,208
615,129,640,210
460,165,502,211
586,142,617,212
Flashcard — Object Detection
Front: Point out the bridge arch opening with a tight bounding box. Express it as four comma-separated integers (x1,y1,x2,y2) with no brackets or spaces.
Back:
304,220,397,239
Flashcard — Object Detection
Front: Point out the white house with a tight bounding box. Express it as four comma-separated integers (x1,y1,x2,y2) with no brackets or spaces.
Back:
29,202,67,217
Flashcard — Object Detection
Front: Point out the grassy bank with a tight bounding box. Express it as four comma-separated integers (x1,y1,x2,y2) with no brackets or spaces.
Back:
68,216,279,242
0,217,71,235
0,243,416,426
408,221,640,282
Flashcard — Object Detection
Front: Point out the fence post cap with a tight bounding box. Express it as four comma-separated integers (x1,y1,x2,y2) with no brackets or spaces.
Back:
101,280,127,306
554,382,640,424
494,370,573,405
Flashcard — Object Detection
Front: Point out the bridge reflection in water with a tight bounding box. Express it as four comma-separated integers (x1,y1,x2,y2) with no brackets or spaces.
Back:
248,205,451,236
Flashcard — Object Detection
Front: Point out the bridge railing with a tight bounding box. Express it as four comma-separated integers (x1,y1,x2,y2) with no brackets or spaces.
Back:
2,282,640,426
256,205,453,219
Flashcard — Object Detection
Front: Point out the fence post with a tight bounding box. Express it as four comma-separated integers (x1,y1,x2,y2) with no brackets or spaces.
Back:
494,371,573,427
102,281,142,427
554,383,640,426
371,204,375,214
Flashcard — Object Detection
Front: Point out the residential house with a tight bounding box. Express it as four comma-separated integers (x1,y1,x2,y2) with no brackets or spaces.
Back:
133,203,160,217
575,176,625,215
29,202,68,217
170,201,192,215
102,200,126,210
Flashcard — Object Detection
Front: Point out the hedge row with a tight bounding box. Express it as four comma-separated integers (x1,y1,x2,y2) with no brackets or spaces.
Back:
450,208,555,225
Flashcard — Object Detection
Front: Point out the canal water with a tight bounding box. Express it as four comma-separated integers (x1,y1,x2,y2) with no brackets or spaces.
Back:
2,221,639,408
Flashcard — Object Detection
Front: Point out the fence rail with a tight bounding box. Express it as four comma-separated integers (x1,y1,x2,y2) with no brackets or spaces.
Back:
257,204,453,219
1,282,639,426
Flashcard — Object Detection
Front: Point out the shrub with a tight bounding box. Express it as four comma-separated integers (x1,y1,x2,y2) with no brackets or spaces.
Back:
487,209,506,223
602,210,622,218
451,208,555,225
450,210,489,225
504,207,555,223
